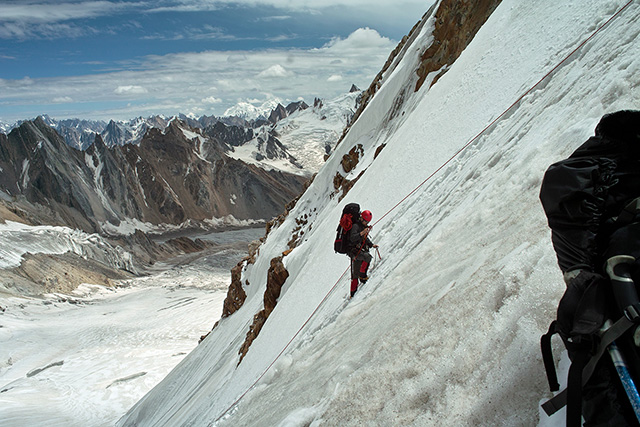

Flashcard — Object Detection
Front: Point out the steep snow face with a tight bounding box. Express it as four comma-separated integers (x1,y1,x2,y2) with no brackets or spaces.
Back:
119,1,640,426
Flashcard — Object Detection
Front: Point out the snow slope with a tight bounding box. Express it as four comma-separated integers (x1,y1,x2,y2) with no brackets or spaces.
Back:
119,1,640,426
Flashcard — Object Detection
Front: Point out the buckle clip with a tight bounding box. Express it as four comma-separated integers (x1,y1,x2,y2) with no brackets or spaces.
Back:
624,303,640,323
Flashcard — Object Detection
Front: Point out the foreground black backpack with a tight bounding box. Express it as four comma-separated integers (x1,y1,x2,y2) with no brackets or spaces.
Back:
334,203,360,254
539,110,640,426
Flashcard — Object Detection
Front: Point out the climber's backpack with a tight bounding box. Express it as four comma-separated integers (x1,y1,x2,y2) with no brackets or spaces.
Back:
538,110,640,426
334,203,360,254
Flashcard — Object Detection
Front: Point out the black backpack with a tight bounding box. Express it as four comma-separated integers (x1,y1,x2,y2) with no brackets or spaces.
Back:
539,110,640,426
334,203,360,254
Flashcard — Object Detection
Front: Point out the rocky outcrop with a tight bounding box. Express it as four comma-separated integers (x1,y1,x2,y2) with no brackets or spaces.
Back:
340,144,364,174
285,101,309,115
163,236,211,254
204,121,254,148
415,0,502,90
222,260,249,319
237,255,289,364
200,253,253,343
268,104,288,124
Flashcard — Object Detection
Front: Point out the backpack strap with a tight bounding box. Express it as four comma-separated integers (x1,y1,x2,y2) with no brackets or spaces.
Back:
566,351,590,427
615,197,640,226
541,314,636,418
541,321,561,392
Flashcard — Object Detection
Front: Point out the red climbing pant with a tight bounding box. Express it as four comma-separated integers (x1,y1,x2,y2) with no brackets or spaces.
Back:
350,251,372,295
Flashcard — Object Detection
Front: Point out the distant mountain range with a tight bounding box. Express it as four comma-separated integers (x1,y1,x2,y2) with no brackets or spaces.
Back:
1,88,361,172
0,88,362,235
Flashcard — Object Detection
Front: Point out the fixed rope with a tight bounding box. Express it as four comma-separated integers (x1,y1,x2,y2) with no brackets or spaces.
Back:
212,1,634,423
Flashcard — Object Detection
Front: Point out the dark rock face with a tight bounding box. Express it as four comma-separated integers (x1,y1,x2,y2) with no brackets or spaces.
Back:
0,117,307,233
204,121,254,148
268,103,288,124
285,100,309,115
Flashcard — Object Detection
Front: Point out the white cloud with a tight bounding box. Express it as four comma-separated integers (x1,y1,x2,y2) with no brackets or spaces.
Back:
202,96,222,104
52,96,73,103
0,27,397,121
0,21,97,40
257,64,292,78
114,85,148,95
327,74,343,82
0,1,129,23
256,15,292,22
323,27,393,53
147,0,427,13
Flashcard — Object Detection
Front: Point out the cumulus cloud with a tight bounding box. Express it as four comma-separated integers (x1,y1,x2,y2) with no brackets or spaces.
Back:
257,64,292,78
323,27,393,53
114,85,148,95
202,96,222,104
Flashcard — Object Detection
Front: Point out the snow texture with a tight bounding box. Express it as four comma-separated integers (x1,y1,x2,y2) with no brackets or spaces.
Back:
117,1,640,426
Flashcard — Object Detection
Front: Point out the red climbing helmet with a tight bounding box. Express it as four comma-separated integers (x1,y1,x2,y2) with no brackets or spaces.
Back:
361,210,372,222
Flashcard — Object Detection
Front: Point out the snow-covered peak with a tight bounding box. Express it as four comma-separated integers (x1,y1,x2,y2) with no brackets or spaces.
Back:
223,98,284,122
271,90,361,172
0,120,14,134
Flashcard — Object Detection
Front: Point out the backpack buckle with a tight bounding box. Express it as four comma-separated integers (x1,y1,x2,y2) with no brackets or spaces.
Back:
625,303,640,323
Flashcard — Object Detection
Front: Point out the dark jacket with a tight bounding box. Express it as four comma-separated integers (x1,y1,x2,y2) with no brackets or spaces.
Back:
348,220,373,256
539,110,640,275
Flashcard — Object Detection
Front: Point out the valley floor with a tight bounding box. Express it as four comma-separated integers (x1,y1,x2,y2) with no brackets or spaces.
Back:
0,227,263,427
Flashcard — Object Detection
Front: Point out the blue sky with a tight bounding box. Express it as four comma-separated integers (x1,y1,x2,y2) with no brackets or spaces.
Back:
0,0,430,123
